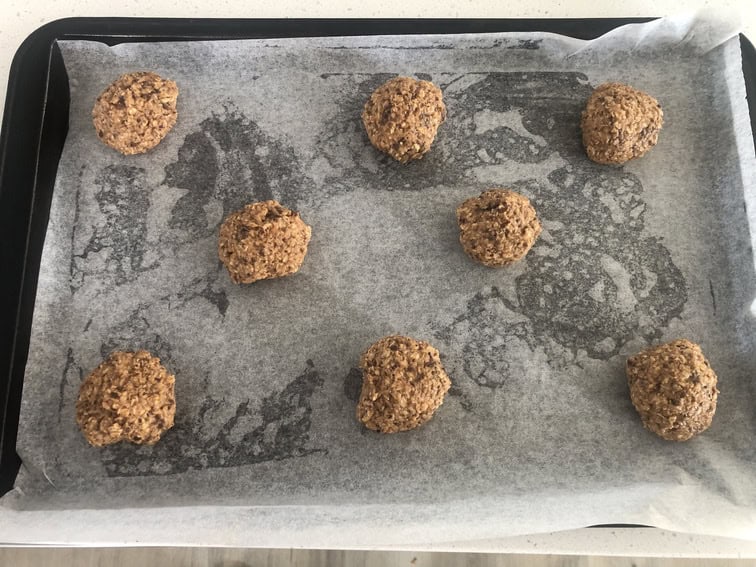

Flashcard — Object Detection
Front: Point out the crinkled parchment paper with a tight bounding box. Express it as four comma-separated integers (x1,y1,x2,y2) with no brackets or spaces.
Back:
1,15,755,547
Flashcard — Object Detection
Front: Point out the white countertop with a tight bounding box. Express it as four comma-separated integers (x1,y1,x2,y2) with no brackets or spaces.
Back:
1,0,755,557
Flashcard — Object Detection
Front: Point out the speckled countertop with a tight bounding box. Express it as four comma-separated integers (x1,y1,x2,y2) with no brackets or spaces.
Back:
1,0,755,557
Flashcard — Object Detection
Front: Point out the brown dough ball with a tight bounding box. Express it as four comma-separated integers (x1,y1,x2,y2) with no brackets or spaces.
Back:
581,82,663,165
456,189,542,267
361,76,446,163
218,200,312,284
626,339,719,441
76,350,176,447
92,71,178,155
357,335,451,433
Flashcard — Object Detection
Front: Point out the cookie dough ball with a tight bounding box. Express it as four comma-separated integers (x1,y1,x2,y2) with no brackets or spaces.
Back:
627,339,718,441
361,76,446,163
76,350,176,447
218,200,311,284
92,71,178,155
581,82,663,165
456,189,542,267
357,335,451,433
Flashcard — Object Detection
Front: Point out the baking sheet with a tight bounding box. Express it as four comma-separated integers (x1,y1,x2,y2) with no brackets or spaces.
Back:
1,15,755,545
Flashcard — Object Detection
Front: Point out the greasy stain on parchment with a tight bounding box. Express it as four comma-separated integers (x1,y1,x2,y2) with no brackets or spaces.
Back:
436,73,684,388
163,105,308,238
70,165,156,292
65,106,326,477
323,71,686,392
65,73,686,477
61,328,325,476
101,359,324,476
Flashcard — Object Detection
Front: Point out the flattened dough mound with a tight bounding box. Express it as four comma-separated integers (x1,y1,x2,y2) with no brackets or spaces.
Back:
457,189,542,267
357,335,451,433
218,200,312,284
76,350,176,447
627,339,719,441
361,76,446,163
92,71,178,155
581,82,663,165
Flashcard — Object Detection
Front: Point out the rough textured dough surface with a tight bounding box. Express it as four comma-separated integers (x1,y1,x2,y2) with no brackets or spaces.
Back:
581,82,663,165
357,335,452,433
75,350,176,447
218,200,312,284
361,76,446,163
92,71,178,155
626,339,719,441
456,189,542,267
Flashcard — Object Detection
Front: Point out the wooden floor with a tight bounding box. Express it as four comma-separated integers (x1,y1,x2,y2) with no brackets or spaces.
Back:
0,549,754,567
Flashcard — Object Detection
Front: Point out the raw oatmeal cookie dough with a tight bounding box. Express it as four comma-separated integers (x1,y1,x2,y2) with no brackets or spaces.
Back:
357,335,451,433
581,82,663,165
361,76,446,163
76,350,176,447
457,189,542,267
218,200,312,284
627,339,719,441
92,71,178,155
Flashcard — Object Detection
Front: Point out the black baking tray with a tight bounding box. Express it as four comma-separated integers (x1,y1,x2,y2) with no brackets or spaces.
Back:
1,18,755,506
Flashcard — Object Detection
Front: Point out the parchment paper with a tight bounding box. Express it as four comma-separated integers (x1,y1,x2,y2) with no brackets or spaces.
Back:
2,15,755,546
